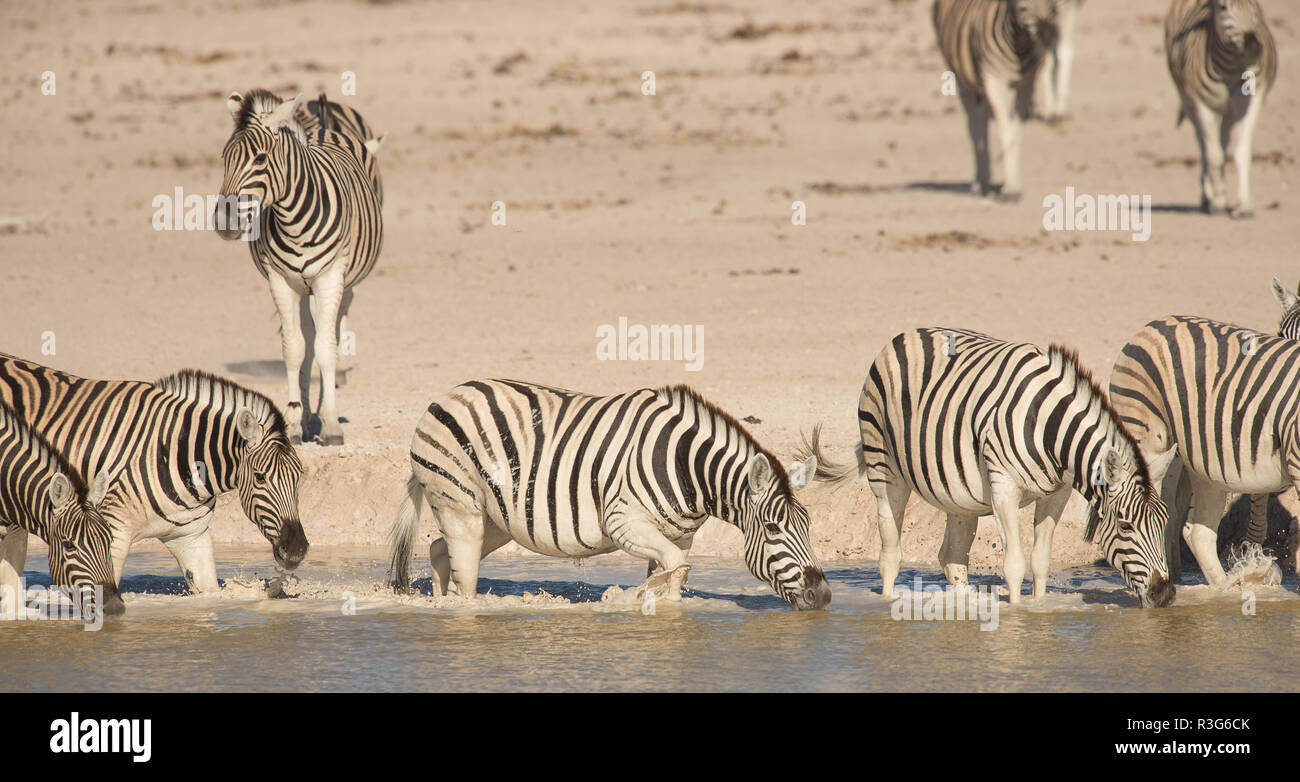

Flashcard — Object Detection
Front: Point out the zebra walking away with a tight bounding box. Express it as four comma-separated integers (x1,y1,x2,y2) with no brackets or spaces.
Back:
1165,0,1277,217
933,0,1062,201
1111,315,1300,587
0,353,308,593
803,328,1176,606
215,89,384,445
0,400,124,617
388,380,832,610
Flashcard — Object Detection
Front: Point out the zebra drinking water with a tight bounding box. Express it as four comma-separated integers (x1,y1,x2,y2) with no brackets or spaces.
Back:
1165,0,1277,218
932,0,1061,201
802,328,1176,606
215,89,384,445
1110,315,1300,588
0,354,307,594
388,380,832,610
0,400,124,617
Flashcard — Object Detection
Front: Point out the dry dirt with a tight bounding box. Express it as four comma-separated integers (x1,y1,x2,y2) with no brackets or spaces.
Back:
2,0,1297,576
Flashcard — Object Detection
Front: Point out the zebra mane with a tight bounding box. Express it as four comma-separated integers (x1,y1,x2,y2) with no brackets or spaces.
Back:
152,369,288,439
1046,344,1152,492
655,384,794,498
232,88,308,141
0,399,89,497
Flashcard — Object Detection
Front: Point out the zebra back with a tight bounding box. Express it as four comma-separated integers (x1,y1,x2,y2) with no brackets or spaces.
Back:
1166,0,1277,117
296,93,385,205
933,0,1058,92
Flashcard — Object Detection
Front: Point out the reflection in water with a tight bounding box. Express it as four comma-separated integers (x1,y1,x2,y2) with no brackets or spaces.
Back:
1,546,1297,692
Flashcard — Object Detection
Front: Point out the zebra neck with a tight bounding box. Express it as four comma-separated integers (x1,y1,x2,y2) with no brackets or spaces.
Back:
266,148,329,232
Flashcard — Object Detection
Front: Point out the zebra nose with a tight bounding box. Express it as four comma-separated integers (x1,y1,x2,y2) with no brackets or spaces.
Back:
100,582,126,616
797,567,832,610
1144,573,1176,608
274,520,309,570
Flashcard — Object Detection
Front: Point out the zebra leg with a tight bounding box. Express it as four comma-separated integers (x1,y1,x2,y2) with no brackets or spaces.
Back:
938,513,978,588
1247,493,1269,546
427,538,451,597
1030,487,1071,599
429,505,487,598
605,500,689,601
988,477,1027,603
160,520,221,594
982,75,1022,202
1188,101,1228,214
310,266,347,446
868,478,910,598
0,526,28,617
1163,458,1191,584
1051,0,1078,120
647,532,695,578
1184,476,1229,589
336,287,356,384
1230,91,1264,219
959,90,992,196
268,272,307,445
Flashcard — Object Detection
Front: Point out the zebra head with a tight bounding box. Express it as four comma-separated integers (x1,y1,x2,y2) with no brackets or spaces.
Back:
1010,0,1058,39
1270,277,1300,339
739,452,831,610
46,472,125,616
1211,0,1265,52
215,90,306,240
232,408,309,569
1085,446,1178,608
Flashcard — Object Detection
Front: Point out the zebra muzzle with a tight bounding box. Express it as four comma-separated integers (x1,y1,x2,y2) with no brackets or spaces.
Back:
793,567,832,610
1142,573,1176,608
273,520,309,570
100,581,126,616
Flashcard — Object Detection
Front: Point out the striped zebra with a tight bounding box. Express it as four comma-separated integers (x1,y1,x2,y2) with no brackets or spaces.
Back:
1166,0,1277,218
388,380,832,610
0,353,308,594
933,0,1061,200
1270,277,1300,339
0,400,124,617
1035,0,1083,122
215,88,384,445
296,92,385,204
803,328,1176,606
1110,315,1300,587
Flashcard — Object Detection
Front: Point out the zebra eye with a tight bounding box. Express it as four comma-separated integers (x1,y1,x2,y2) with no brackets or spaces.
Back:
254,471,268,485
763,522,781,536
252,152,268,166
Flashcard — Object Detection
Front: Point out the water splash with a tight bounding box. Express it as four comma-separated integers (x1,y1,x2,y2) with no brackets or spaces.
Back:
1222,541,1282,588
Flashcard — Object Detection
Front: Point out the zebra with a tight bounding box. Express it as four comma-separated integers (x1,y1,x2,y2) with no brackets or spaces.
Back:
295,92,385,205
0,400,125,617
1165,0,1277,218
388,380,832,610
1110,315,1300,587
1035,0,1083,122
1270,277,1300,339
802,328,1176,606
215,88,384,445
0,353,308,594
933,0,1061,201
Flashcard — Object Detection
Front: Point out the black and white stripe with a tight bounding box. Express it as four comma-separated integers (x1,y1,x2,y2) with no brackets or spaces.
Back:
1110,315,1300,587
295,92,385,204
1166,0,1277,217
0,400,124,616
0,353,308,593
388,380,831,610
806,328,1176,606
215,88,385,446
932,0,1061,200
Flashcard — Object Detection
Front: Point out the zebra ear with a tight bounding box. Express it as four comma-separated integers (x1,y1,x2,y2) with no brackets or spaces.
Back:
48,473,73,510
790,455,817,491
746,453,774,496
236,408,262,444
1146,446,1178,485
1103,446,1125,487
87,472,110,506
227,92,244,119
365,134,386,157
1271,277,1297,312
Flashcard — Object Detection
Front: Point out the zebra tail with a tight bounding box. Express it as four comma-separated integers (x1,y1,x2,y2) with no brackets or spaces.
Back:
387,474,423,593
796,424,866,487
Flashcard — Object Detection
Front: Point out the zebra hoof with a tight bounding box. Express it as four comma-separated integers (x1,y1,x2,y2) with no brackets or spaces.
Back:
1229,208,1255,220
1201,199,1227,215
994,190,1022,204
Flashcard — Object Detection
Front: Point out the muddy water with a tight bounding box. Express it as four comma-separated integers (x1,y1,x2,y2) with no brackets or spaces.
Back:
2,544,1297,692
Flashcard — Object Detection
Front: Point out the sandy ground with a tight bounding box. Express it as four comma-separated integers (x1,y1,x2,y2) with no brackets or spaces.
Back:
2,0,1298,576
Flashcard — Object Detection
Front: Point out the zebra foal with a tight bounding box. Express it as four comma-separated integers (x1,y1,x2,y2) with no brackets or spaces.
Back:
0,401,124,617
1166,0,1277,218
804,328,1176,606
933,0,1061,201
215,89,384,445
389,380,832,610
1111,315,1300,587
